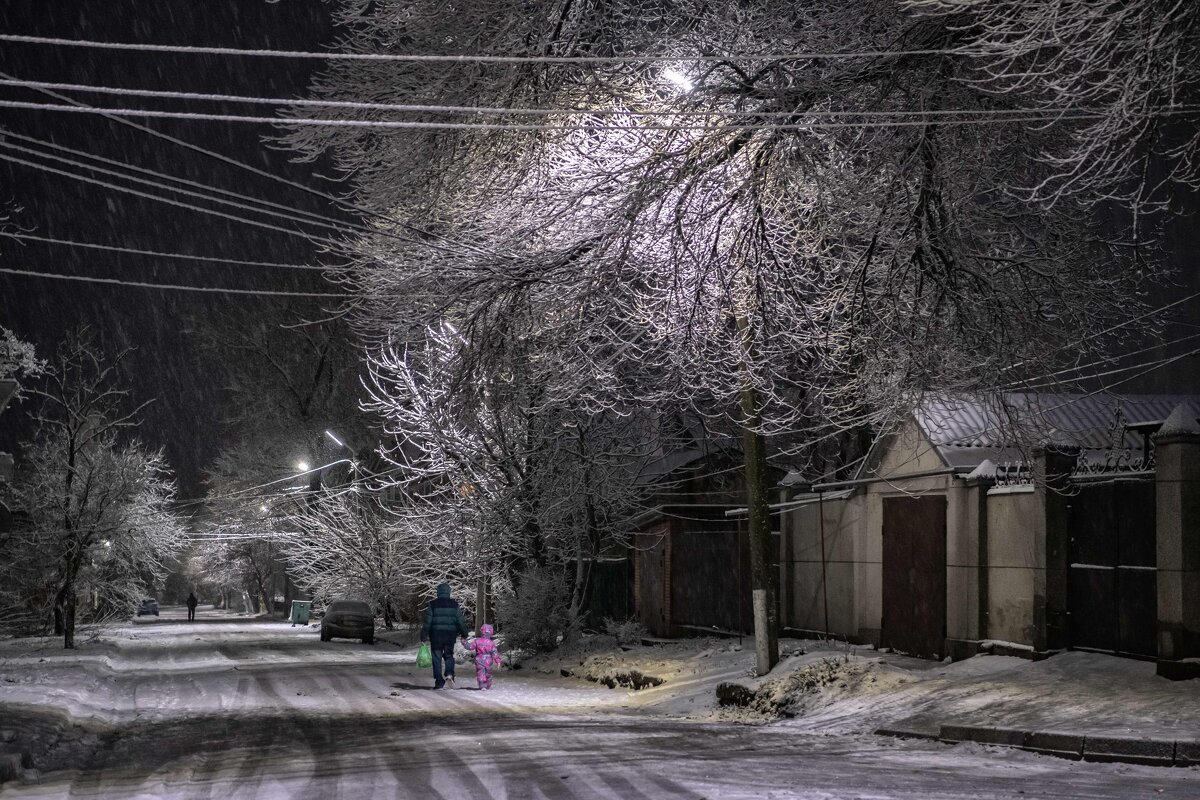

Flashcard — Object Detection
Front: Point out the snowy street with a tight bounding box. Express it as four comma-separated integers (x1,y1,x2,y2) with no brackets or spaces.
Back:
2,610,1198,799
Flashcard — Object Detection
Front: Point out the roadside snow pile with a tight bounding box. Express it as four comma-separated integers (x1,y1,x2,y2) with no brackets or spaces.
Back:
715,654,910,723
520,633,756,696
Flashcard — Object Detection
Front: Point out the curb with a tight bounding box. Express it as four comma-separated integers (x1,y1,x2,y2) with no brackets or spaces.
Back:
876,724,1199,768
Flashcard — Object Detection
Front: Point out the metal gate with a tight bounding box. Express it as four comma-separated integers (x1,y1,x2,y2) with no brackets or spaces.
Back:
882,495,947,660
1067,481,1156,658
634,523,670,636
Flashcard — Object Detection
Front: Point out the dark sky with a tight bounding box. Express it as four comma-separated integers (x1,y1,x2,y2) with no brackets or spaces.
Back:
0,1,347,497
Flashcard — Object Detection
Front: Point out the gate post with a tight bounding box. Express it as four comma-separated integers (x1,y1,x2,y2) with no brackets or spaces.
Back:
1154,404,1200,680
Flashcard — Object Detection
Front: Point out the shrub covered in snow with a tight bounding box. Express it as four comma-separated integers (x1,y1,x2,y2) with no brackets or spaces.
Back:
495,565,578,654
603,617,646,646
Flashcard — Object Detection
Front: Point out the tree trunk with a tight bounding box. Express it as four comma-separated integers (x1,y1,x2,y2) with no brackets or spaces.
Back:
61,579,77,649
476,577,488,628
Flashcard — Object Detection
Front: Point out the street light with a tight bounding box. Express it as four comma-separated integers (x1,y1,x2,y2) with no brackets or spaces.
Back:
662,67,693,93
296,460,310,472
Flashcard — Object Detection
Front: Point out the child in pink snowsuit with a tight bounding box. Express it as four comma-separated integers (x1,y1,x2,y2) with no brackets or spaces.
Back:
463,624,501,689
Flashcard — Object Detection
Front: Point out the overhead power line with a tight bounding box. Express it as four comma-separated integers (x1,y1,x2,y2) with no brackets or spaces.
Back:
0,266,353,297
0,77,1130,120
4,98,1169,131
0,139,356,243
0,33,1015,63
0,128,381,241
0,71,527,263
0,149,334,245
1,232,334,271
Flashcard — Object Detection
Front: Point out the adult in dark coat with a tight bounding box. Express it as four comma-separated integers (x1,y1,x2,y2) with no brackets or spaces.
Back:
186,591,198,622
419,582,469,689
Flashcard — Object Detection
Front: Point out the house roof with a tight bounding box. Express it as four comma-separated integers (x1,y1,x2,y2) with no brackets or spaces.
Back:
915,393,1200,469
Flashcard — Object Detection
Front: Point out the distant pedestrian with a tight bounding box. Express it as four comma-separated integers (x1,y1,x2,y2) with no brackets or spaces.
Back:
419,582,469,689
463,624,502,690
186,592,198,622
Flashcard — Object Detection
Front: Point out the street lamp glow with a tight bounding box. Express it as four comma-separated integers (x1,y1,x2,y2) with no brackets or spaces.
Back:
260,505,269,513
296,460,310,472
662,68,693,93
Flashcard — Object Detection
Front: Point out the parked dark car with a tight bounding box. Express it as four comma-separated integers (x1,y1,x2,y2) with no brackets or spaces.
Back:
136,598,159,617
319,600,375,644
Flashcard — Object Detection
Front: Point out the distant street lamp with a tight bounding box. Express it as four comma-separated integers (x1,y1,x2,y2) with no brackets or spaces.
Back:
296,460,310,472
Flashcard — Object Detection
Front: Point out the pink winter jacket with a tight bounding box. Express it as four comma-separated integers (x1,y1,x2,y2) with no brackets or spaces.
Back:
465,636,501,669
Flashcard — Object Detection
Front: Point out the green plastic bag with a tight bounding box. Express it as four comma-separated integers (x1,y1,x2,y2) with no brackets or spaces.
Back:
416,642,432,669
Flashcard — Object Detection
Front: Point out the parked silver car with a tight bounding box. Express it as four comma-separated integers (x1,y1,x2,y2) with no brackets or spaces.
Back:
136,598,159,617
319,600,375,644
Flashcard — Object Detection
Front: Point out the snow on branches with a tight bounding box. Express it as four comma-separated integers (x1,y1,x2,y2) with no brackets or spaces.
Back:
907,0,1200,212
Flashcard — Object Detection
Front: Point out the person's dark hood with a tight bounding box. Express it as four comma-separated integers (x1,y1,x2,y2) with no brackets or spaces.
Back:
436,583,451,598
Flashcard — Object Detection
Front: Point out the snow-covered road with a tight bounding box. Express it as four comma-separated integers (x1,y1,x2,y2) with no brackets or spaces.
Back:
2,611,1198,799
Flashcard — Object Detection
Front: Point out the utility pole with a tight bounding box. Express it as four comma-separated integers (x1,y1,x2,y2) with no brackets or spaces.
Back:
736,311,779,676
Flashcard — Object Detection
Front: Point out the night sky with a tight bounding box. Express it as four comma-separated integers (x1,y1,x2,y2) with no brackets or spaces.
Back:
2,2,1199,500
0,1,347,498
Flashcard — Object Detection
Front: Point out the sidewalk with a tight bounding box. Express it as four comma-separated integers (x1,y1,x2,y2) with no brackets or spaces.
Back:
487,631,1200,771
860,648,1200,767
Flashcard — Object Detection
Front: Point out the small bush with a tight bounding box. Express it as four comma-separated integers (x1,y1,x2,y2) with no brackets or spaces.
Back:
603,617,646,646
495,565,577,654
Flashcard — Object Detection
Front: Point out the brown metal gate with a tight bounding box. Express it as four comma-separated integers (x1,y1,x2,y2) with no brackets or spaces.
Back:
1067,481,1156,658
882,495,947,659
634,523,670,636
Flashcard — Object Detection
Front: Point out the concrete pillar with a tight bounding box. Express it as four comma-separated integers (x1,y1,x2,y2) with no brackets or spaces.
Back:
945,463,992,660
1155,404,1200,680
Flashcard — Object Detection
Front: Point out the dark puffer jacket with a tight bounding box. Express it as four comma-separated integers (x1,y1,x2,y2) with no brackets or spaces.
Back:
420,583,468,645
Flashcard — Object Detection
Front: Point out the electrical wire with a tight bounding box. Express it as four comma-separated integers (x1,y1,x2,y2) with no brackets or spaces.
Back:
0,136,358,242
0,149,331,245
0,265,354,297
0,76,1151,120
1,71,501,262
1,232,335,271
0,129,383,243
0,33,1029,63
2,98,1153,130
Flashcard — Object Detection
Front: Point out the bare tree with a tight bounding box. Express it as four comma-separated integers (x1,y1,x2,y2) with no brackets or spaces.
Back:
907,0,1200,217
360,323,653,634
0,329,183,646
189,305,376,612
190,306,369,490
279,487,413,628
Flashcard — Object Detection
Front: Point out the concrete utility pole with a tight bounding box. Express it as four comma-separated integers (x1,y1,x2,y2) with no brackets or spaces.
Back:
740,382,779,676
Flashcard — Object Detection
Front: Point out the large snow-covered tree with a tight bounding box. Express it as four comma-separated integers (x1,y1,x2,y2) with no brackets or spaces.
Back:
285,0,1156,668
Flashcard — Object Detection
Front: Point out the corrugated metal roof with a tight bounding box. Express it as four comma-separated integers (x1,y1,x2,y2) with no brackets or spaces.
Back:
915,393,1200,454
